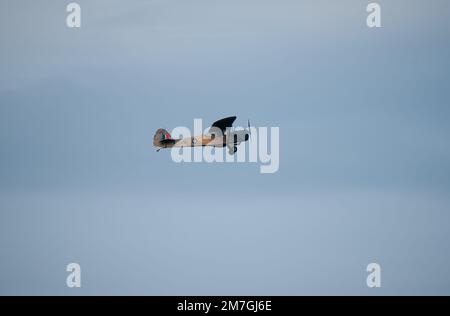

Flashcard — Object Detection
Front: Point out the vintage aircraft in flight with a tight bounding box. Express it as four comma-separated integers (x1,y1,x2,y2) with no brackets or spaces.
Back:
153,116,251,155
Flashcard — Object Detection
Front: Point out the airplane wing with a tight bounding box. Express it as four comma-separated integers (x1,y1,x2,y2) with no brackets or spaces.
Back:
209,116,237,135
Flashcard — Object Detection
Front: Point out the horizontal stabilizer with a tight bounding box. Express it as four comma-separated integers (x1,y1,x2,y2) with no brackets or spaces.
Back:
160,139,176,145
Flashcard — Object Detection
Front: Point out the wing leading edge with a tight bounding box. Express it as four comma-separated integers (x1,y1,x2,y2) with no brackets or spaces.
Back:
210,116,237,134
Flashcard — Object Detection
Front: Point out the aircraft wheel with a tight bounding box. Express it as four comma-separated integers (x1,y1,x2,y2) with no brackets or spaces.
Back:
233,146,237,153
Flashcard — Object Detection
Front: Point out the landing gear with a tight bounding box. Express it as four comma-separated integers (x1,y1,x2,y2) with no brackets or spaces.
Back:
228,146,238,155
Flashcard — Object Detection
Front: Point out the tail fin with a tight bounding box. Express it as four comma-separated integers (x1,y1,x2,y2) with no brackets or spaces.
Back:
153,128,175,147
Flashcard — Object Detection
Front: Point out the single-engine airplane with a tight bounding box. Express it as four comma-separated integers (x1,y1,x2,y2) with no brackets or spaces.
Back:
153,116,251,155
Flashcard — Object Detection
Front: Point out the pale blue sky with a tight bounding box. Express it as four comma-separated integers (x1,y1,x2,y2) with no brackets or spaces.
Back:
1,0,450,295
